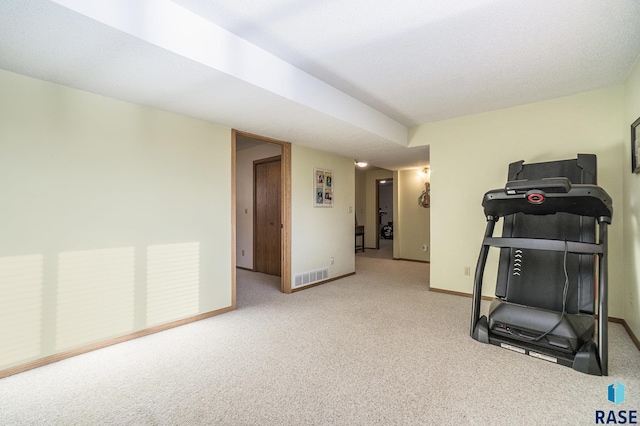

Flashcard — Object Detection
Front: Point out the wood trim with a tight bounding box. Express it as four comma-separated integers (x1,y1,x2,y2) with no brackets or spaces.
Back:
393,258,430,264
254,155,281,165
291,272,356,292
281,143,292,294
231,131,237,310
375,179,381,250
593,316,639,352
621,319,640,352
0,306,234,380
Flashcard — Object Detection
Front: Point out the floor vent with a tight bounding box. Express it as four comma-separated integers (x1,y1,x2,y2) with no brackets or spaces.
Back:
294,268,329,288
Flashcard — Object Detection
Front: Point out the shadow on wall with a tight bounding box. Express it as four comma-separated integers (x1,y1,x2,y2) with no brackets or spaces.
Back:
0,242,201,370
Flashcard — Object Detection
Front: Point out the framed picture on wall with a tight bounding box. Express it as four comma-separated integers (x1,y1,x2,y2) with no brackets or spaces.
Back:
314,168,333,207
632,116,640,173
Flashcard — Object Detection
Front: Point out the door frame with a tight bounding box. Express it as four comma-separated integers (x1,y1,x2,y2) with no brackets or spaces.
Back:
232,130,292,308
375,178,381,250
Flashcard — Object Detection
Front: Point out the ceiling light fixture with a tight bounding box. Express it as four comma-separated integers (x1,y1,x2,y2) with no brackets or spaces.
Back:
355,160,368,168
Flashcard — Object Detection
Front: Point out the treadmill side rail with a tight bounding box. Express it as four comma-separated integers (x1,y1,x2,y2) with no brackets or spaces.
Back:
470,216,497,338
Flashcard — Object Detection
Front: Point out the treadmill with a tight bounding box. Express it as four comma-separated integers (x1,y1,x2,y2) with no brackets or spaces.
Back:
470,154,613,375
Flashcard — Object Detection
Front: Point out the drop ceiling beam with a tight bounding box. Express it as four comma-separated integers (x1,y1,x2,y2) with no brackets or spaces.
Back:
51,0,408,146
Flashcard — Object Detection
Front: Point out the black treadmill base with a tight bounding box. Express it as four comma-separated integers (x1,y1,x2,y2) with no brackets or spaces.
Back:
486,334,602,375
472,315,602,375
488,334,575,368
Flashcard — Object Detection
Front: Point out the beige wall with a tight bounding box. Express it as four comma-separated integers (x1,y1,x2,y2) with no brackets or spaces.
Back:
0,70,232,370
291,145,355,287
395,169,430,262
409,87,625,318
623,59,640,339
235,143,282,269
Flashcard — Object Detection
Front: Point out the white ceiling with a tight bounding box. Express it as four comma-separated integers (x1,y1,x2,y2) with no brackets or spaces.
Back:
1,0,639,170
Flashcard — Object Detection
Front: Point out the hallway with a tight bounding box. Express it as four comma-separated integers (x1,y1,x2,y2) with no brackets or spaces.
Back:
356,238,392,260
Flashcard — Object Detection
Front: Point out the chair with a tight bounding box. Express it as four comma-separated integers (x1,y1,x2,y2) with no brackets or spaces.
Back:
355,225,365,253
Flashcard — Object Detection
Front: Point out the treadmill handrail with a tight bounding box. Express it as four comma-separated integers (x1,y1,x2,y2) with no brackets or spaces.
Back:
483,184,612,220
483,237,603,254
505,177,572,194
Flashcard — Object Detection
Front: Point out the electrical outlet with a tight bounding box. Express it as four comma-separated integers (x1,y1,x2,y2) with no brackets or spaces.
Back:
331,257,334,265
464,266,471,276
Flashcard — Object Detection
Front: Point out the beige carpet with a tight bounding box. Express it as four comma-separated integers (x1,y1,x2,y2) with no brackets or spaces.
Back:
356,238,393,259
0,257,638,425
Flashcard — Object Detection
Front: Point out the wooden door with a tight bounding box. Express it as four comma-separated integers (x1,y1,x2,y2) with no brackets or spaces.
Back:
254,157,281,276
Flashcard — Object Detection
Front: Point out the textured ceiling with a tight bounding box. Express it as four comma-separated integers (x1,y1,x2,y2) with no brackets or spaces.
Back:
174,0,640,126
1,0,639,170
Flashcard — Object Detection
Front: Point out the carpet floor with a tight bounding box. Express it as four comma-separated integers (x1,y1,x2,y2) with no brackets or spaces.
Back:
0,257,638,425
356,238,392,260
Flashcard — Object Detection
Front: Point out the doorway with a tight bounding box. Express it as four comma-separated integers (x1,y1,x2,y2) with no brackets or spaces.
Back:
232,130,292,310
376,178,394,258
